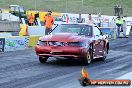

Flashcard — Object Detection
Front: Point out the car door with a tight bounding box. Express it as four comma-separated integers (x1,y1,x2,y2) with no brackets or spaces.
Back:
92,27,104,57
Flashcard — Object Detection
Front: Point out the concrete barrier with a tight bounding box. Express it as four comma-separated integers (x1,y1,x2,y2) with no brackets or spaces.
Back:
0,21,20,32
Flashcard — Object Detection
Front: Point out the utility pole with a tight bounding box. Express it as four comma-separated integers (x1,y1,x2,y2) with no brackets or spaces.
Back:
81,0,84,13
35,0,37,10
66,0,68,13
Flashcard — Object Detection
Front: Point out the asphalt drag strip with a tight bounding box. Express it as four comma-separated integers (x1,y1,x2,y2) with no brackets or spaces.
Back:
0,37,132,88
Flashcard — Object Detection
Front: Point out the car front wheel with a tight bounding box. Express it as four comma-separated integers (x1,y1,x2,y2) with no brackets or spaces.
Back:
83,50,93,65
39,56,48,63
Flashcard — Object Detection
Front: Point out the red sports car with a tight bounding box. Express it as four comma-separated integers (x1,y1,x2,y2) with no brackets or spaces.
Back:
35,24,109,65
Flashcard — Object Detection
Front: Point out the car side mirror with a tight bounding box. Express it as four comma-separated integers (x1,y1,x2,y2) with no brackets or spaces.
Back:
96,35,99,37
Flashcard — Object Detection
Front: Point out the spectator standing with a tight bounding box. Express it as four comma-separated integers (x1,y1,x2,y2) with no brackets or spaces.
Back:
28,13,35,26
122,19,127,37
44,13,47,26
77,13,83,23
114,5,123,16
44,11,54,35
66,14,69,23
0,9,2,21
88,14,92,24
98,13,102,27
119,5,123,16
116,5,120,16
122,16,127,37
114,5,118,16
115,16,124,38
34,12,39,25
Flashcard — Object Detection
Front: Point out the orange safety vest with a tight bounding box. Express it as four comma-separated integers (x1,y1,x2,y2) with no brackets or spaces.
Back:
45,15,54,28
28,15,35,23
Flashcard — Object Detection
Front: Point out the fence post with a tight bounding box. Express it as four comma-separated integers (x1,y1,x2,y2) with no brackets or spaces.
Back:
114,27,116,39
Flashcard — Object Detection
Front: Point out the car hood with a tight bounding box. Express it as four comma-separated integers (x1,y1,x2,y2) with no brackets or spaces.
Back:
40,33,90,42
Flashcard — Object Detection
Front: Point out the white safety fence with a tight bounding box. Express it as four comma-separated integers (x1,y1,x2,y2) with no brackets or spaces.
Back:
27,25,56,36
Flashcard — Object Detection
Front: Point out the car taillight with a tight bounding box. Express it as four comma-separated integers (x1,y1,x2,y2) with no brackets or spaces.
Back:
37,40,47,46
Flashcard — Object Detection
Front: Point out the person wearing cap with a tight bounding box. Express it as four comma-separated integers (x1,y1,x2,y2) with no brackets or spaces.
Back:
115,16,123,38
0,9,2,21
34,12,39,25
114,5,118,16
97,13,102,27
88,14,95,24
44,11,54,35
28,13,35,26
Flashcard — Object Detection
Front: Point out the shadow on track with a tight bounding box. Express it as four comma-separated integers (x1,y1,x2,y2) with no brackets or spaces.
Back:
42,58,106,67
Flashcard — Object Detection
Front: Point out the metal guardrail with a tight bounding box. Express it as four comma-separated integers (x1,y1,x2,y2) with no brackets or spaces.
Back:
0,21,20,32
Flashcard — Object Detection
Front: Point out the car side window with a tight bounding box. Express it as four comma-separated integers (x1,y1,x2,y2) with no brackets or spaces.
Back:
93,27,101,36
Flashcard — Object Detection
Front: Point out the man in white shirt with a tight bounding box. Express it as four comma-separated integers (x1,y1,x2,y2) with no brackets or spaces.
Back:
123,16,127,37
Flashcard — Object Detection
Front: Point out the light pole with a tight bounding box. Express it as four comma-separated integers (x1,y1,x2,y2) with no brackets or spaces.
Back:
66,0,68,13
81,0,84,12
35,0,37,10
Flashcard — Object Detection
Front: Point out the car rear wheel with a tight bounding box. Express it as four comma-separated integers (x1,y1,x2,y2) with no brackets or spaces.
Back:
83,50,93,65
39,56,48,63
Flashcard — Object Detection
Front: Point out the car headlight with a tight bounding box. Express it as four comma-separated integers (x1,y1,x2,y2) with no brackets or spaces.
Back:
37,40,47,46
68,42,86,47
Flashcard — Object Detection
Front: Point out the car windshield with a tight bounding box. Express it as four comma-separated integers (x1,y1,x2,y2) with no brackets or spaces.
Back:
51,24,92,36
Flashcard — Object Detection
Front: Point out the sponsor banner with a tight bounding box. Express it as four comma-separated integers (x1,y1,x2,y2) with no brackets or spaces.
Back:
79,78,131,86
79,67,131,87
0,38,5,52
28,36,41,47
4,37,29,51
